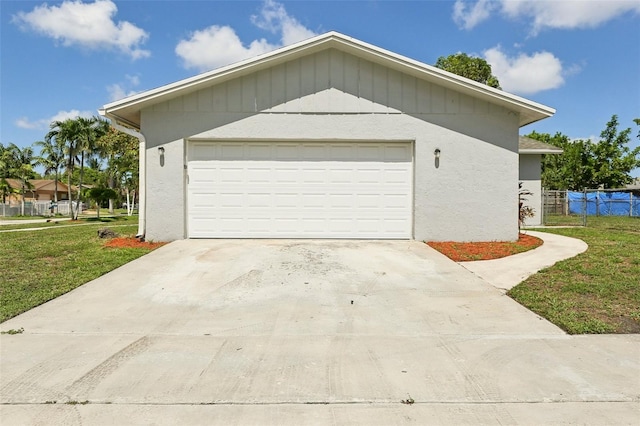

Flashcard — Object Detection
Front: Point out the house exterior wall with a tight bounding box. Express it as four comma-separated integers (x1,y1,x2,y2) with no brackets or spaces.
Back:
141,49,520,242
519,154,542,226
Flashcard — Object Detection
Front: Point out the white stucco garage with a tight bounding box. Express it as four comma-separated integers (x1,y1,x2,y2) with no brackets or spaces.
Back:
100,31,555,242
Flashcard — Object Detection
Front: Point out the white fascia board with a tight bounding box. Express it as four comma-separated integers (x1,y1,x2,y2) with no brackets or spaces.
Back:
100,31,555,128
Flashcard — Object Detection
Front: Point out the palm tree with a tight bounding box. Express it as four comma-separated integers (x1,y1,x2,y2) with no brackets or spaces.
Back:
7,143,37,215
0,143,15,211
73,117,109,219
35,136,66,213
47,119,79,218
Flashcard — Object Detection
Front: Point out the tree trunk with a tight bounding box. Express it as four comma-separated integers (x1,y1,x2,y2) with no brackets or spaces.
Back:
74,152,85,220
54,173,59,214
67,167,74,219
20,182,25,216
108,173,115,214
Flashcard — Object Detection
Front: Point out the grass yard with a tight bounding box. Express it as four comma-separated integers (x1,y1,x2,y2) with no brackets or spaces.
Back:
509,216,640,334
0,220,161,323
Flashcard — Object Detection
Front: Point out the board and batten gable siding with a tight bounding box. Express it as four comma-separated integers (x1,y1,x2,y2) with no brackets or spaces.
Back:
141,48,520,242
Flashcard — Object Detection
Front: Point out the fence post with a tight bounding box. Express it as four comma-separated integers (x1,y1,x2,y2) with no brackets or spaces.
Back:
631,192,633,218
583,188,587,226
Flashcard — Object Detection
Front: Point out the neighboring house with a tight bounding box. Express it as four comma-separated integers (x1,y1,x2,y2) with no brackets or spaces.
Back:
101,31,555,242
4,179,70,204
518,137,563,226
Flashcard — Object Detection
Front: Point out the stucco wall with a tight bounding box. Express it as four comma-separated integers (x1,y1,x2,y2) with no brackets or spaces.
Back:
519,154,542,226
141,49,521,242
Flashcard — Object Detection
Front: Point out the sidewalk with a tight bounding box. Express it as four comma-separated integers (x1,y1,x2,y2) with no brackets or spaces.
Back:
460,230,589,292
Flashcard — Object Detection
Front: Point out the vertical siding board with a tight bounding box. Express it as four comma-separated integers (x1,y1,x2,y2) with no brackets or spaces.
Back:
270,63,286,111
299,55,316,110
314,50,330,91
328,50,345,111
226,78,242,112
212,83,227,113
285,59,301,112
168,97,183,112
242,75,256,113
387,69,402,111
197,87,213,111
460,93,475,114
402,74,417,113
342,53,360,111
358,59,374,111
183,92,198,112
445,89,459,113
256,69,272,111
416,80,431,113
372,63,388,112
314,50,330,111
300,55,315,97
431,84,446,113
474,97,490,114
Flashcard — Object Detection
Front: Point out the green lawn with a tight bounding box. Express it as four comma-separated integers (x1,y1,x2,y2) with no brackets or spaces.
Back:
509,216,640,334
0,219,157,323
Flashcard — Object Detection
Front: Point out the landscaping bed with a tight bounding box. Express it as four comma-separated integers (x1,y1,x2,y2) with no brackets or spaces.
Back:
427,233,543,261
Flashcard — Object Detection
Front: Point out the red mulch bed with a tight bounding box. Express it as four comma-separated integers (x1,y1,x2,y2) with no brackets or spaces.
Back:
103,237,166,250
426,233,543,262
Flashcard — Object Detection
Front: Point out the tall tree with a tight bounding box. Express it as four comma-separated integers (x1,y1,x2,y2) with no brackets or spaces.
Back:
434,53,501,89
530,115,640,190
46,119,80,218
96,126,139,214
591,115,640,188
0,143,15,205
7,143,37,215
35,135,66,212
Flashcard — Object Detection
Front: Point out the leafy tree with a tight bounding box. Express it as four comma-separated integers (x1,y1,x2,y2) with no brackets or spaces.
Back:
591,115,640,189
0,143,16,204
47,119,80,218
96,127,139,214
46,116,109,219
6,143,37,215
435,53,501,89
85,187,117,219
529,115,640,190
35,136,66,212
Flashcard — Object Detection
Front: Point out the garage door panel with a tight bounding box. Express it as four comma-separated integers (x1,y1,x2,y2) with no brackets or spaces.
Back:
187,141,412,238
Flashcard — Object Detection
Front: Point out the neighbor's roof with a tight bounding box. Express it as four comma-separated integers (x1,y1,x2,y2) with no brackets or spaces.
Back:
100,31,555,129
518,136,563,154
4,179,71,191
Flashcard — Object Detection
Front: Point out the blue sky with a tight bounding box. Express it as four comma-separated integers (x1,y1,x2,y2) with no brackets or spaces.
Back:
2,0,639,175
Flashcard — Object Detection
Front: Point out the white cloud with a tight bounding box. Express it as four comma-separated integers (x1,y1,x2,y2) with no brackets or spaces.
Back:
12,0,150,59
452,0,640,33
107,74,141,101
484,46,565,95
15,109,94,130
452,0,495,30
501,0,640,34
251,0,316,45
176,0,317,72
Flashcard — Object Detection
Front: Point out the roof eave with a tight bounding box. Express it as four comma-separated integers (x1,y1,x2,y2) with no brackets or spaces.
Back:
519,149,564,154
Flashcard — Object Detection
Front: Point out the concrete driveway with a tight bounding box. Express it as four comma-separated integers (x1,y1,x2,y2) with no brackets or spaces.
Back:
1,240,638,425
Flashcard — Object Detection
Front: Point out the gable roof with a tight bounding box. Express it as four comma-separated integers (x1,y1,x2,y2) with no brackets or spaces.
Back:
518,136,564,154
4,179,70,191
100,31,555,129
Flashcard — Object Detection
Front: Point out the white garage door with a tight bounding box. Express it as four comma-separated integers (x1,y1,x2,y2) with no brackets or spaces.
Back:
187,141,413,238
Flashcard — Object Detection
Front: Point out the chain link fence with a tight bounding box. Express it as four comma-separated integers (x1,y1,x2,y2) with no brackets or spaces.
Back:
543,188,639,226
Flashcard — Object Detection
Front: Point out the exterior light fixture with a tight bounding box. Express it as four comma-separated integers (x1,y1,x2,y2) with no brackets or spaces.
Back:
434,148,441,158
158,146,165,155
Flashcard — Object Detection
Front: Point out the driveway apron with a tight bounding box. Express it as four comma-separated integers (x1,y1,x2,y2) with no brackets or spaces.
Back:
1,240,638,425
